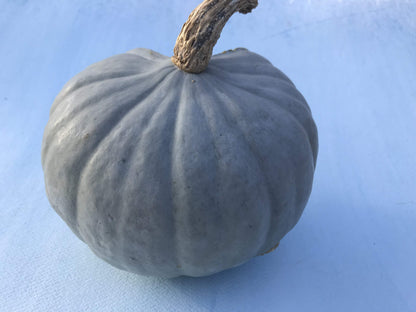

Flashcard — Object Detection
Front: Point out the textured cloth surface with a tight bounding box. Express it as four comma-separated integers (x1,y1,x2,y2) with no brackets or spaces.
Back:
1,1,415,311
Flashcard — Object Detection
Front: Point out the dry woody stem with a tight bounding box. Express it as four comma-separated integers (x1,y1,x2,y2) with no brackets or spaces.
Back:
172,0,258,74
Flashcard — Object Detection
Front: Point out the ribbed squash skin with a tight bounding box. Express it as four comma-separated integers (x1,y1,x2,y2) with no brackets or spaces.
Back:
41,48,318,277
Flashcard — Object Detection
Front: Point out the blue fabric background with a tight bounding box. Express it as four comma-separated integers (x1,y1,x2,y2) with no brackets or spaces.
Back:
1,1,415,311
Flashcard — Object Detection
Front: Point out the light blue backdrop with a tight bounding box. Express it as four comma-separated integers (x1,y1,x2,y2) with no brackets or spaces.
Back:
1,1,415,311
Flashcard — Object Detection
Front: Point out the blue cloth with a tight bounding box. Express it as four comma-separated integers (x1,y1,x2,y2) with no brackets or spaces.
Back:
1,1,415,311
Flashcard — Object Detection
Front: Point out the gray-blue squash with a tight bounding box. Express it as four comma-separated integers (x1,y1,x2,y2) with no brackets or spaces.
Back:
41,0,318,278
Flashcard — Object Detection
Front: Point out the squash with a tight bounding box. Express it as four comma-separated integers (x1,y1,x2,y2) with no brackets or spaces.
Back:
41,0,318,278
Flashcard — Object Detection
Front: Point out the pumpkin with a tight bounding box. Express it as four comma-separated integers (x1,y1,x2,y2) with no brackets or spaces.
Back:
42,0,318,278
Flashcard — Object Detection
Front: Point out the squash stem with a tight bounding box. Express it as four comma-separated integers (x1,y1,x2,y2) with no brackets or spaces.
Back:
171,0,258,74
